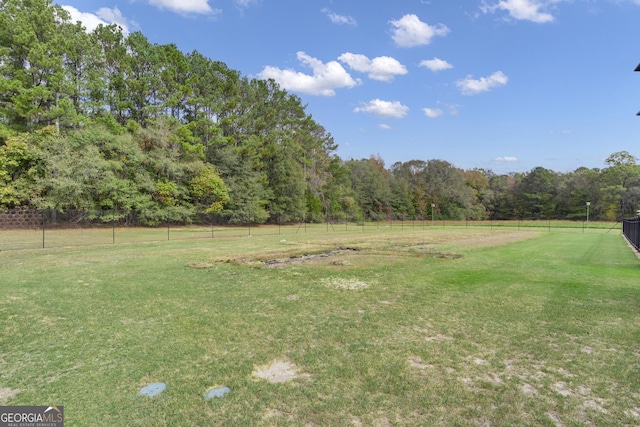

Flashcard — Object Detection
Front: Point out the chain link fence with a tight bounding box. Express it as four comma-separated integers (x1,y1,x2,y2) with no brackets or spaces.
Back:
0,207,624,251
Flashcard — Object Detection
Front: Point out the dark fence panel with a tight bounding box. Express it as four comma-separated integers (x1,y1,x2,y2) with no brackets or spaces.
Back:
622,217,640,252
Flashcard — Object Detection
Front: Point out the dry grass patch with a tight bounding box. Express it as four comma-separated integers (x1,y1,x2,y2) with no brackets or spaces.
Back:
253,359,307,384
0,387,19,403
321,277,371,290
185,261,214,269
214,230,536,268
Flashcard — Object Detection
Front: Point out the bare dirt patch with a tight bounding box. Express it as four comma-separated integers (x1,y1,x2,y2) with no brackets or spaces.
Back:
216,231,537,271
263,246,359,268
553,382,574,397
253,359,307,384
391,244,463,259
0,387,19,403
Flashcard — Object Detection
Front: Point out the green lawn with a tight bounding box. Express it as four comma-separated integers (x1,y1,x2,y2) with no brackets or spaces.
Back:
0,228,638,426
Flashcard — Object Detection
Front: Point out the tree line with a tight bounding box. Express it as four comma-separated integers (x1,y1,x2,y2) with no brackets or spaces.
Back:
1,0,638,225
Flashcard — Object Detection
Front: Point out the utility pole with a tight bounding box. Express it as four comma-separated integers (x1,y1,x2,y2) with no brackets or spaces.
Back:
431,203,435,227
586,201,591,228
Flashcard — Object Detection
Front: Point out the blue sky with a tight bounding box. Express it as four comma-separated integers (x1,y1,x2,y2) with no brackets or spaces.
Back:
56,0,639,174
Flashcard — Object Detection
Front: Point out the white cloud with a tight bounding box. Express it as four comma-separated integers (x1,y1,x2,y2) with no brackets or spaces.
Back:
321,8,357,26
481,0,555,23
63,6,107,31
338,53,407,82
378,124,392,130
96,8,135,33
258,52,360,96
148,0,216,15
419,58,453,72
389,14,450,48
354,99,409,119
423,108,443,118
494,156,519,163
456,71,508,95
234,0,260,7
62,5,134,35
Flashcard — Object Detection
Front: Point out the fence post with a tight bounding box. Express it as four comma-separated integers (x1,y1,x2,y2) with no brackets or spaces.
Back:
42,210,45,249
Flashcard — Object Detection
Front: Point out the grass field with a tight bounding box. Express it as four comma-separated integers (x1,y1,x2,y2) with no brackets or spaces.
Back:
0,226,638,426
0,219,619,251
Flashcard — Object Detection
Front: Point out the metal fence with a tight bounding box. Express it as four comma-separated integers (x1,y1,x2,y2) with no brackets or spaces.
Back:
0,207,625,251
622,217,640,252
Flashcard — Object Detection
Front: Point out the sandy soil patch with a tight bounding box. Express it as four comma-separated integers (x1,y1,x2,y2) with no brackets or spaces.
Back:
0,387,19,403
553,382,574,397
522,383,538,395
253,359,307,384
